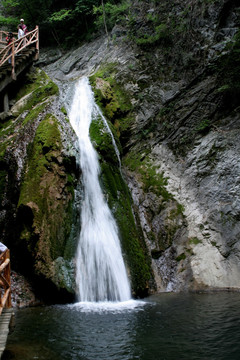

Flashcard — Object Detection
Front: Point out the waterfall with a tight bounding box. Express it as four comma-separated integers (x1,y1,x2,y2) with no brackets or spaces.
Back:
69,77,131,302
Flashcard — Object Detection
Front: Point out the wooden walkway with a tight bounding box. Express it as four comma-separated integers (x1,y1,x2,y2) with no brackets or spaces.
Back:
0,27,39,111
0,309,14,359
0,250,13,359
0,26,39,78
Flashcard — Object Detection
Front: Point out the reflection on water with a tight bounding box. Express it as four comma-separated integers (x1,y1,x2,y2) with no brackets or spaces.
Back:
3,293,240,360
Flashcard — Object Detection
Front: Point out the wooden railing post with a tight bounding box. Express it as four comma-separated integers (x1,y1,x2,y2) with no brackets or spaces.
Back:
5,250,11,308
1,27,39,69
11,42,16,80
0,249,12,315
34,26,39,60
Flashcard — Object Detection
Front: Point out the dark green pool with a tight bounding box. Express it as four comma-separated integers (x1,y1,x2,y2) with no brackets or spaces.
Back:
3,292,240,360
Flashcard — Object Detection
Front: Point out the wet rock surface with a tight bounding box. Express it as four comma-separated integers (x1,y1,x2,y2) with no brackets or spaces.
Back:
41,0,240,292
0,68,80,302
11,271,40,308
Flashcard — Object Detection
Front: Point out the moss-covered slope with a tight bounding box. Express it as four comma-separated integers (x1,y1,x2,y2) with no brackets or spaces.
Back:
0,68,79,302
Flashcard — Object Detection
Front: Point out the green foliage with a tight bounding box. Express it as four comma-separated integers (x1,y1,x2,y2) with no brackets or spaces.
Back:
142,166,170,198
93,1,130,31
48,9,72,23
74,0,98,15
122,150,144,171
217,85,230,93
169,203,185,220
1,0,20,19
0,15,18,26
176,253,186,262
89,63,133,138
135,23,171,46
0,0,129,46
189,237,202,245
123,152,173,202
61,107,68,116
2,0,20,8
195,119,211,133
1,0,100,46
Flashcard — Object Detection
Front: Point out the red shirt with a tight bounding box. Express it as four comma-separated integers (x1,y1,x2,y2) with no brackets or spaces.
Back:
6,36,14,45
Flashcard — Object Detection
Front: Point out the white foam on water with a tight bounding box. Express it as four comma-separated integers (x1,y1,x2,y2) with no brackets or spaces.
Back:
68,299,147,313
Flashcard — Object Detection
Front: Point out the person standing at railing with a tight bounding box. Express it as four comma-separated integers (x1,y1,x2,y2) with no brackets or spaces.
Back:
19,18,28,35
18,25,24,39
19,19,28,46
17,24,25,47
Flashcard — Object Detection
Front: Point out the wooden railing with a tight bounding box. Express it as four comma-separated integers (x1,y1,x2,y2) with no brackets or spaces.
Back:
0,26,39,79
0,249,12,316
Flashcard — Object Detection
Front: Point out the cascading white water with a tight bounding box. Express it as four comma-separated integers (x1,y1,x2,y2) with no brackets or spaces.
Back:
69,77,131,302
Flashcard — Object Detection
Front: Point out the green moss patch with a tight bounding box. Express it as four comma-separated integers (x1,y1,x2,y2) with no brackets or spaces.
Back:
123,151,173,203
18,114,74,266
16,68,59,103
176,253,186,262
102,161,152,296
89,63,133,138
90,115,121,164
189,237,202,245
89,112,153,296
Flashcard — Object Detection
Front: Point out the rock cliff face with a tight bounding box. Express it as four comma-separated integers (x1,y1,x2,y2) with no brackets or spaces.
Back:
1,0,240,301
43,0,240,292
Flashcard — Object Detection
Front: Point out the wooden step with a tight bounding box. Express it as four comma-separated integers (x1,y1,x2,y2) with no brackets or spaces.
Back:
0,308,14,359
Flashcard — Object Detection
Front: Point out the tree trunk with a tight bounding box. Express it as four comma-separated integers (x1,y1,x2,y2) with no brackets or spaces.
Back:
102,0,110,45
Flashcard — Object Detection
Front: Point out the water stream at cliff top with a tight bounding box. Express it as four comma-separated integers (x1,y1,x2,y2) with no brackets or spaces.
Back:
69,77,131,303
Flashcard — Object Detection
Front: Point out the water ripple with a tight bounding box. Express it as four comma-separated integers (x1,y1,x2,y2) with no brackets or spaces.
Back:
4,293,240,360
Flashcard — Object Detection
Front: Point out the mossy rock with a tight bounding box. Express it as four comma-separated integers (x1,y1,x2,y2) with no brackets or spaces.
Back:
17,114,76,291
89,63,133,139
89,111,153,297
101,160,153,296
123,150,173,203
90,115,121,165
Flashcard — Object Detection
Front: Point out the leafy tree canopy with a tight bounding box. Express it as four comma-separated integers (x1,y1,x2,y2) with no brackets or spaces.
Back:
0,0,129,47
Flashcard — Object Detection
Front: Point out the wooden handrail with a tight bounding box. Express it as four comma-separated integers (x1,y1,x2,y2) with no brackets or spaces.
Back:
0,258,10,272
0,249,12,316
0,26,39,79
